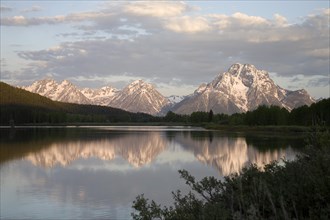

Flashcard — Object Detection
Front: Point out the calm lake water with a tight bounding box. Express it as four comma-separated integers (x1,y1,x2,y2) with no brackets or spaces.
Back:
0,126,305,219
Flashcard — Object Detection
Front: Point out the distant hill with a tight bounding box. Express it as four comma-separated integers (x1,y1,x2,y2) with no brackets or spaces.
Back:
0,82,154,125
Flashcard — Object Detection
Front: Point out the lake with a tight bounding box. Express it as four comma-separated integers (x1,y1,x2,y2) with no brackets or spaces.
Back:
0,126,305,219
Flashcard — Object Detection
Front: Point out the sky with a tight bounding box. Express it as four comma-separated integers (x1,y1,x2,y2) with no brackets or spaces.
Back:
0,1,329,98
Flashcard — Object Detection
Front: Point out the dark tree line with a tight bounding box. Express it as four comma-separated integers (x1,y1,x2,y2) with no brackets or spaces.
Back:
164,98,330,126
0,104,154,125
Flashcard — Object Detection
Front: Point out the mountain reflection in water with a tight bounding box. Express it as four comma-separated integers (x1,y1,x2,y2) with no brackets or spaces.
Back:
0,127,300,175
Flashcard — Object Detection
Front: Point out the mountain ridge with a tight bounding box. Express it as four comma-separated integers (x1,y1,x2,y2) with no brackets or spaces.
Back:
0,81,154,125
21,63,315,115
23,79,170,115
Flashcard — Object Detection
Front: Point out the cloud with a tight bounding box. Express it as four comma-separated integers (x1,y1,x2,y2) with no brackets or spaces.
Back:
21,5,43,13
1,15,66,26
165,16,211,33
231,12,269,27
0,5,12,12
307,76,330,87
209,12,270,30
123,1,190,17
0,11,112,26
306,48,330,59
274,13,288,27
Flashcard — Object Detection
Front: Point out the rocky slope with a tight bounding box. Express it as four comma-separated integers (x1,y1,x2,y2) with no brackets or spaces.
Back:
108,80,170,115
81,86,118,106
23,79,91,104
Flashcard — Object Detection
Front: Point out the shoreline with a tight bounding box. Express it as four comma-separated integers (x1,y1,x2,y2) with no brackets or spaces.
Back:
1,123,327,134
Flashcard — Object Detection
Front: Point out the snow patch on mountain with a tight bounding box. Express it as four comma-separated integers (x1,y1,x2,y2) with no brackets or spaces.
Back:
81,86,118,106
167,95,185,104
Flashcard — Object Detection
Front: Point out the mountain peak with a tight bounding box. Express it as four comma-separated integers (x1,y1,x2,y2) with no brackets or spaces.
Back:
40,78,57,83
172,63,314,115
126,80,155,92
131,79,144,84
228,63,258,76
61,79,74,86
110,79,169,115
130,79,147,86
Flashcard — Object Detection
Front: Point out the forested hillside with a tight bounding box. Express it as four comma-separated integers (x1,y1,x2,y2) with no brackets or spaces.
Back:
0,82,153,125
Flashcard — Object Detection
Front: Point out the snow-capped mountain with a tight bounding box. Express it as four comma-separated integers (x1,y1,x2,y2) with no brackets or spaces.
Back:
22,78,170,115
23,79,91,104
172,63,315,114
22,64,315,115
109,80,170,115
167,95,185,105
81,86,118,106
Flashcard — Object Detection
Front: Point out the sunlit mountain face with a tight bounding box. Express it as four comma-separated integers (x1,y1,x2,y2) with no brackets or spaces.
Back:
1,127,300,175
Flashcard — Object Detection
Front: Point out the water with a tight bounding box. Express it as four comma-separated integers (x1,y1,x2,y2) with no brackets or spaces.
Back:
0,126,304,219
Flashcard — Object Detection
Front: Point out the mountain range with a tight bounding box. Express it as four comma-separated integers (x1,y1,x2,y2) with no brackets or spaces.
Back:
22,63,315,115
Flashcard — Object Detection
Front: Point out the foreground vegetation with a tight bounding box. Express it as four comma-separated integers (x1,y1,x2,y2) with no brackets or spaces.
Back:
132,131,330,219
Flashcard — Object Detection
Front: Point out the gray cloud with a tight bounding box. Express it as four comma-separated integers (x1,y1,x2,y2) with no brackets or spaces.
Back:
307,76,330,87
0,5,12,12
21,5,43,13
0,58,7,67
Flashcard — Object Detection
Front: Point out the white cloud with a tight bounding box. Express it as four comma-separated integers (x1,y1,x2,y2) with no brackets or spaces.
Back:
8,16,27,25
274,13,288,27
123,1,189,17
165,16,210,33
231,12,269,27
